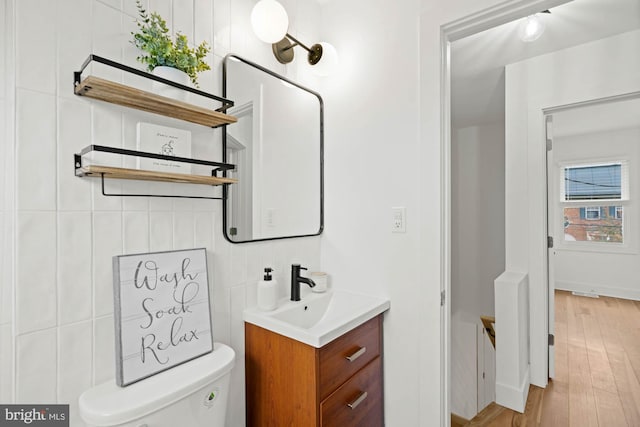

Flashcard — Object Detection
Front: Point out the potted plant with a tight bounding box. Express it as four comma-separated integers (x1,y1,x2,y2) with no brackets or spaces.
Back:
131,0,210,88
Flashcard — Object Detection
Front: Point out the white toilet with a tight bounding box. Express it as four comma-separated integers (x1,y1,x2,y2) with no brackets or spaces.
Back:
79,343,235,427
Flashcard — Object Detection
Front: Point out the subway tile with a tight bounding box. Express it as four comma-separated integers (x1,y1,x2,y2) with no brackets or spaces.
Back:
1,212,12,326
56,0,93,101
94,315,115,385
149,211,173,251
16,89,56,211
58,98,92,211
173,0,194,41
16,212,57,334
195,0,214,52
58,212,92,325
58,321,92,405
148,0,172,29
92,1,123,81
123,0,145,18
211,287,230,344
96,0,121,10
0,324,12,402
229,243,247,287
16,329,57,403
16,0,56,93
148,196,173,211
194,211,214,250
173,211,195,249
91,104,123,211
229,0,250,57
93,212,123,317
123,211,149,254
0,1,5,99
229,285,246,355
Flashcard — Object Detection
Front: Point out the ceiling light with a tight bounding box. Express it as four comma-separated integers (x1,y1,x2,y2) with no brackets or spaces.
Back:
518,14,546,42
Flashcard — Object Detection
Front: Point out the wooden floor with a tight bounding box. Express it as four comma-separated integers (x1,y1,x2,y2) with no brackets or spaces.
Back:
454,290,640,426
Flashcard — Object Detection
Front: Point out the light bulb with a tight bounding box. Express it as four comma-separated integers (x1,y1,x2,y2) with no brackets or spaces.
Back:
518,14,545,42
251,0,289,44
312,42,339,77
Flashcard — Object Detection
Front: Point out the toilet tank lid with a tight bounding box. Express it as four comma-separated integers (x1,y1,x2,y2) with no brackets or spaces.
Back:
79,342,235,426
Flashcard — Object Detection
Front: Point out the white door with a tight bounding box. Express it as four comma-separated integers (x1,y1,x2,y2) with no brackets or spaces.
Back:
545,114,556,379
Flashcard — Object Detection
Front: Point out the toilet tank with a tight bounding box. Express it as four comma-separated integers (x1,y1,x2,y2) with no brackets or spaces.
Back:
79,342,235,427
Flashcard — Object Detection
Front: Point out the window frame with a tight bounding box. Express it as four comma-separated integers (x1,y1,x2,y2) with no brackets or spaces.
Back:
557,159,632,253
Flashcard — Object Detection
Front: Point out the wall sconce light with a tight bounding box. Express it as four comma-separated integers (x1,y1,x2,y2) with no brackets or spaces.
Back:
518,10,550,42
251,0,338,76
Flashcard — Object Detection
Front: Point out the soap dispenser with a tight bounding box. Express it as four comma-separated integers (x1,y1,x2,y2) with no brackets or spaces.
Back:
257,268,278,311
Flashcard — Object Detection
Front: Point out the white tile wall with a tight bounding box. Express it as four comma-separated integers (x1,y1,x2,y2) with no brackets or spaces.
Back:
16,329,57,403
93,315,115,386
16,0,56,94
58,321,92,427
58,212,93,325
16,212,57,334
16,89,57,211
5,2,322,426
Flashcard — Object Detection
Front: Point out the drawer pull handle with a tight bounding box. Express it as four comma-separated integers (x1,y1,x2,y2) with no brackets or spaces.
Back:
345,347,366,362
347,391,368,410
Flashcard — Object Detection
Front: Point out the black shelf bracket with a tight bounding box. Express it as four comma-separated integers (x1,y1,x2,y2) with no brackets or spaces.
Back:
74,54,235,113
74,145,235,200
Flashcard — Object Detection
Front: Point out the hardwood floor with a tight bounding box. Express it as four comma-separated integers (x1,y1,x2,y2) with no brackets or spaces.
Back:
456,291,640,426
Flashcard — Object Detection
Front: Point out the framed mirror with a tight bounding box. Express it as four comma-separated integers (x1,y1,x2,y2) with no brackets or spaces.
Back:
222,54,324,243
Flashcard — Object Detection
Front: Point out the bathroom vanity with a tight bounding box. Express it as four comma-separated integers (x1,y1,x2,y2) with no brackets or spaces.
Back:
245,315,383,426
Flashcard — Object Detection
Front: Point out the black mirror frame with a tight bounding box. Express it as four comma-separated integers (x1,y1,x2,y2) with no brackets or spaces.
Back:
222,54,324,244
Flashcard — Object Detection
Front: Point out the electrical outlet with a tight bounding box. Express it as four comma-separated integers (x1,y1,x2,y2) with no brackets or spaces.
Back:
392,207,406,233
266,208,275,227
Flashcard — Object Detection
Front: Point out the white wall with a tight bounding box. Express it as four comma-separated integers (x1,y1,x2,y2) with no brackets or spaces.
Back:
450,122,504,418
451,122,504,318
552,126,640,300
3,1,322,426
319,0,518,424
505,29,640,386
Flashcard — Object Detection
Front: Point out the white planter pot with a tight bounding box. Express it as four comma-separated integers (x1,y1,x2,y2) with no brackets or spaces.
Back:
152,66,191,101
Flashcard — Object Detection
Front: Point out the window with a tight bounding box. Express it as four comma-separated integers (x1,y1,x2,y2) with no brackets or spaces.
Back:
585,206,601,220
561,162,628,245
563,163,624,201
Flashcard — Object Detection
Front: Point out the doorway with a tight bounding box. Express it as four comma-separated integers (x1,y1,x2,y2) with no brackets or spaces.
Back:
545,94,640,404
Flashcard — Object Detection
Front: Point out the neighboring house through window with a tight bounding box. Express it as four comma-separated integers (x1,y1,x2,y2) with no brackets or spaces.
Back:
561,162,628,244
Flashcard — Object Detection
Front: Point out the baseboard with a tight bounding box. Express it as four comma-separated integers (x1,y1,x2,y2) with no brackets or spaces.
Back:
495,366,529,413
451,413,469,427
555,280,640,301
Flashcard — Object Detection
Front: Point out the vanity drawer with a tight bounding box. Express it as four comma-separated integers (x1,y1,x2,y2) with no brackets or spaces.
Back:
320,357,383,427
319,315,381,399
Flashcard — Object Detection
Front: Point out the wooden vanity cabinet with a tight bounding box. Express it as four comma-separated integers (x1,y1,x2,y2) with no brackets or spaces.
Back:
245,314,384,427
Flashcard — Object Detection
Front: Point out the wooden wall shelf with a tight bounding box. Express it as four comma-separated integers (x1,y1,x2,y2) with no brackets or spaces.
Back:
75,76,237,128
72,55,238,201
74,145,237,200
77,165,237,186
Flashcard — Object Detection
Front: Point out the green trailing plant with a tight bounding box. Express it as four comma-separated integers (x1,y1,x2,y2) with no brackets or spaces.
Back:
131,0,210,86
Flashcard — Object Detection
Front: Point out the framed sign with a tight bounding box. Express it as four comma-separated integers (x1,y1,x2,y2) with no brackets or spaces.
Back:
112,248,213,386
136,122,192,173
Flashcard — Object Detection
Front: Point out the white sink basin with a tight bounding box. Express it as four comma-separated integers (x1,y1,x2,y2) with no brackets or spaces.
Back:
243,289,390,348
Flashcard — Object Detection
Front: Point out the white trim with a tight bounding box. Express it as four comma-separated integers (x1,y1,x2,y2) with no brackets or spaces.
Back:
495,367,530,413
556,280,640,301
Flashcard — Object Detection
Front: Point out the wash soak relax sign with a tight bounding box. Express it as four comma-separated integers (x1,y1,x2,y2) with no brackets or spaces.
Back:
112,248,213,386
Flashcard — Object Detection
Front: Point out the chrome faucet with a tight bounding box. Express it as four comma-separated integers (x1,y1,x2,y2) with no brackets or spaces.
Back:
290,264,316,301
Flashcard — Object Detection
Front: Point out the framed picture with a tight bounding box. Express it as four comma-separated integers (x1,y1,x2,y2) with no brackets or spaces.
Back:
112,248,213,386
136,122,192,173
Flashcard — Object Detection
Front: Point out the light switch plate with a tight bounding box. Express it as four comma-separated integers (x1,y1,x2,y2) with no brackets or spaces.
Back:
392,207,406,233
